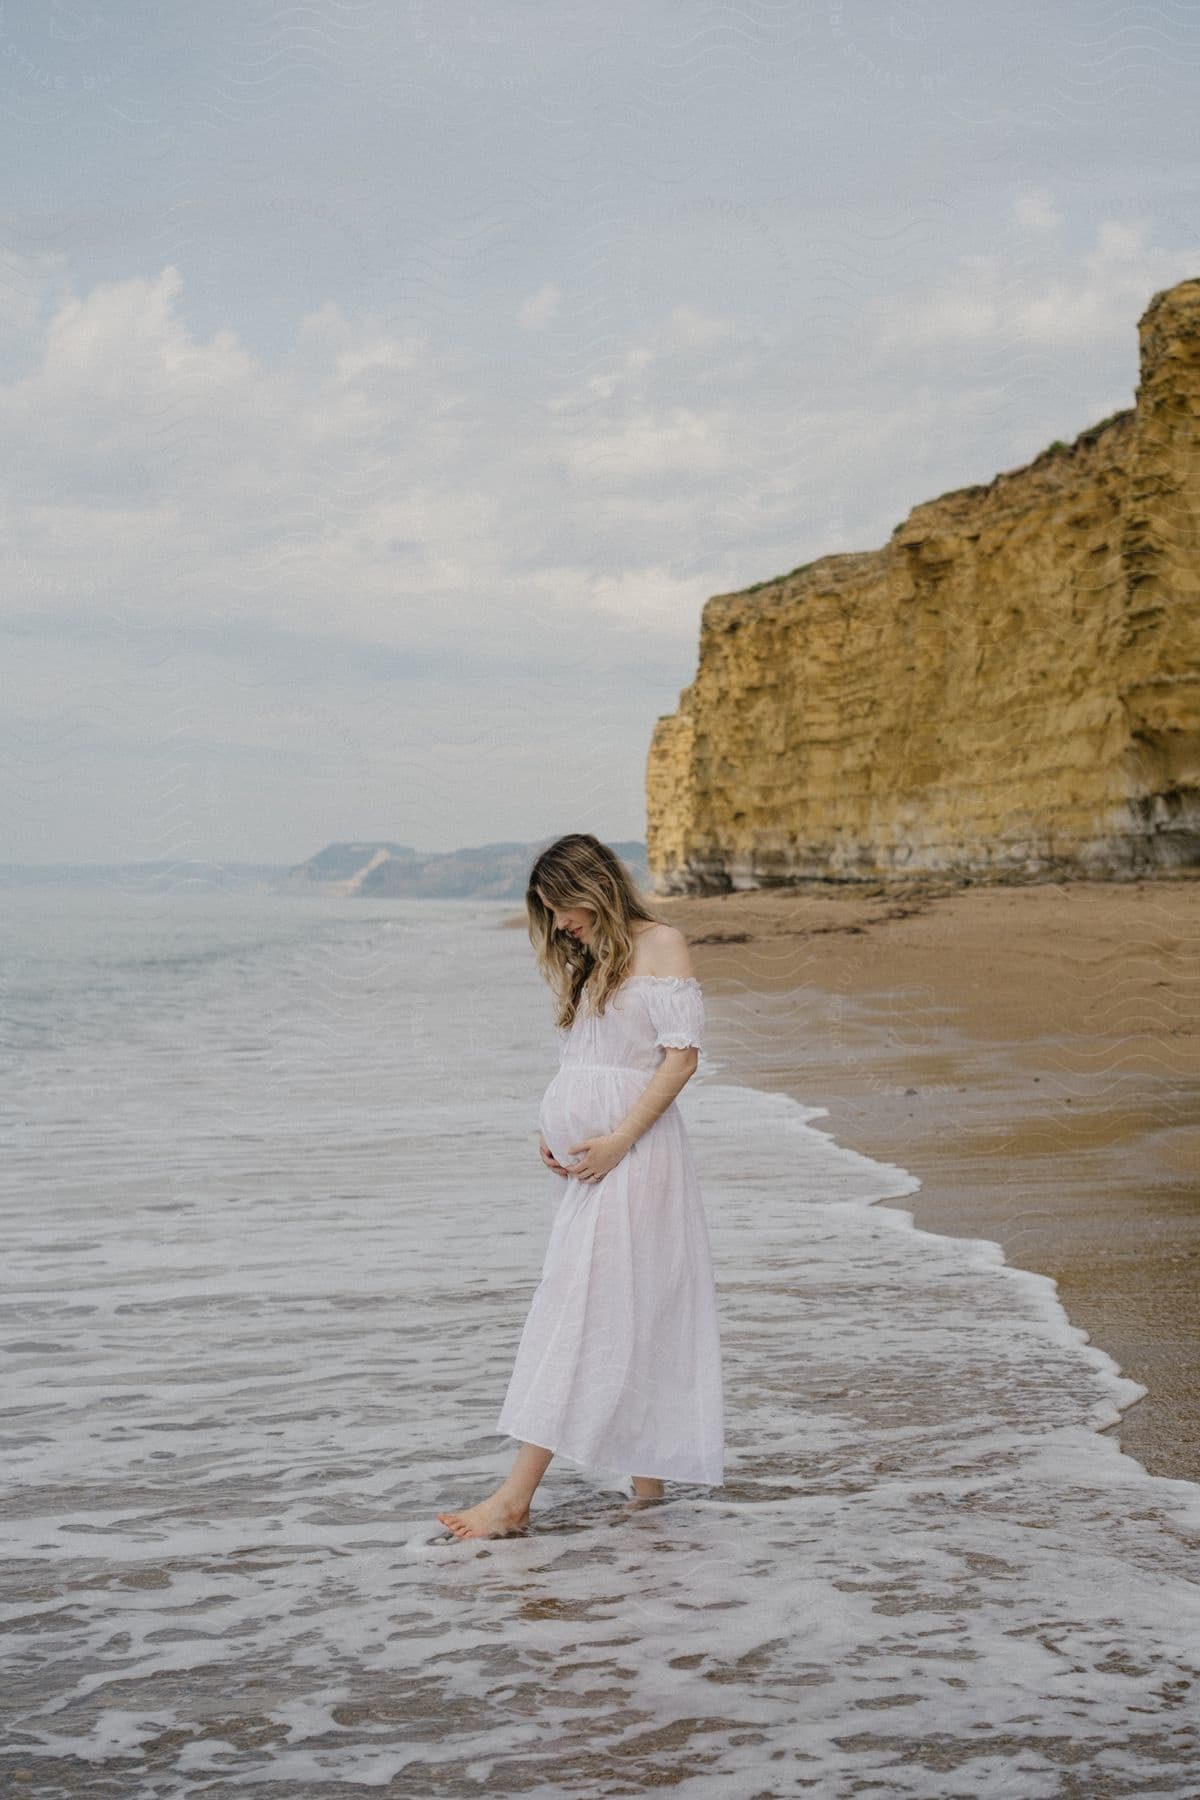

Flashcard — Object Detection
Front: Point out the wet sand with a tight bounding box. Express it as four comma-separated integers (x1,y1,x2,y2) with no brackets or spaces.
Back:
513,874,1200,1485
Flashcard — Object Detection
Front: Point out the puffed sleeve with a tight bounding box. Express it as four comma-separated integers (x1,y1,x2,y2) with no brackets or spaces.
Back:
646,977,705,1051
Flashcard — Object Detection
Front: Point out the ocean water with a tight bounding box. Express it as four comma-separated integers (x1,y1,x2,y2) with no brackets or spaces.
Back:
2,880,1199,1798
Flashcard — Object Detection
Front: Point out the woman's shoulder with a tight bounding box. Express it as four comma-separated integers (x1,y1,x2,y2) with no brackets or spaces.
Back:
628,920,696,981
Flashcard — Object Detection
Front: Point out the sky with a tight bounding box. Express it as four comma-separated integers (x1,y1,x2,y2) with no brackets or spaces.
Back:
2,1,1198,865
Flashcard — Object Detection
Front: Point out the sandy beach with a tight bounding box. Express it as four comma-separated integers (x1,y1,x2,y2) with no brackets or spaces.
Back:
637,874,1199,1488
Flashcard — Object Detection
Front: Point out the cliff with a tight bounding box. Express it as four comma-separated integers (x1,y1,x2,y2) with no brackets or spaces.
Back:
646,277,1200,893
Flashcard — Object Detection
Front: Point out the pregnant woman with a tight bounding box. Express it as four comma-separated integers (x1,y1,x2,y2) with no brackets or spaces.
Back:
436,832,724,1540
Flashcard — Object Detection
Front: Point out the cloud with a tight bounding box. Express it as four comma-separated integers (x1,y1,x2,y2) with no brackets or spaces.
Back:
0,245,75,352
0,263,733,700
660,303,741,350
590,563,713,631
556,405,737,482
0,266,483,641
535,303,756,490
1013,193,1061,234
870,216,1200,353
517,282,562,330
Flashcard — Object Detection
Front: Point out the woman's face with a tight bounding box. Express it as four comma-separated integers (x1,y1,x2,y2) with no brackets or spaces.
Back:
536,886,596,947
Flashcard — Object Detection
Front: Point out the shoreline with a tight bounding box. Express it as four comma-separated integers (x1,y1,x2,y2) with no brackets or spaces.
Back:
645,876,1200,1488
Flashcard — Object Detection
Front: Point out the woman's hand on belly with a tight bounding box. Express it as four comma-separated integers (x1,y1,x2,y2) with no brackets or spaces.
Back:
538,1138,572,1178
565,1131,630,1185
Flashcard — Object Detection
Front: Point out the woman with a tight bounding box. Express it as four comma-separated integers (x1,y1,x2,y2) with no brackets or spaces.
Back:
436,833,724,1541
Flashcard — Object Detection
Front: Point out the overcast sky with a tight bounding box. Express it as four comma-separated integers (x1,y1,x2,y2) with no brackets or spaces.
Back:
3,1,1197,865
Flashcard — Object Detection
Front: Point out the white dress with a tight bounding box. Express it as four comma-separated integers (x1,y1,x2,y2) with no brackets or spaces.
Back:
495,974,724,1487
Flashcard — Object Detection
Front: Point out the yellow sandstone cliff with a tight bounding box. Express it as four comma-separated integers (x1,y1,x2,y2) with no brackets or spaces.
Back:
646,277,1200,893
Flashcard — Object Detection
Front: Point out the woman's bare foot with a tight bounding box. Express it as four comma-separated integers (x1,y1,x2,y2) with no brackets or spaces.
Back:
622,1474,666,1512
436,1491,531,1540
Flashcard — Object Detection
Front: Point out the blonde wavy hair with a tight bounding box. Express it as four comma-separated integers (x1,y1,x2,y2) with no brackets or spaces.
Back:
527,833,662,1031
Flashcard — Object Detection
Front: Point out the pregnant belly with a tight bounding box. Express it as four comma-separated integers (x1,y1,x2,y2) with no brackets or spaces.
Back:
539,1068,640,1168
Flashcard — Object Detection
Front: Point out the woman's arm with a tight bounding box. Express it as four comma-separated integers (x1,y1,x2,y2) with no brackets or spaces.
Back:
565,1046,698,1182
612,1047,698,1150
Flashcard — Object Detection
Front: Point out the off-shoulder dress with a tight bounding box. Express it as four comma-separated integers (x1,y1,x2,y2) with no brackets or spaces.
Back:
495,974,724,1487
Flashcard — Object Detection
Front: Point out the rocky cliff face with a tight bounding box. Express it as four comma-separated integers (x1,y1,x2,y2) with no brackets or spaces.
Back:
646,278,1200,893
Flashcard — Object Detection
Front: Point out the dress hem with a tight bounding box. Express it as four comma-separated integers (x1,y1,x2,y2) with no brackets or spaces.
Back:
494,1422,724,1489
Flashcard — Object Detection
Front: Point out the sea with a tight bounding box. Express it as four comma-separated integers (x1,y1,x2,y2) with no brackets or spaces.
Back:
3,875,1199,1798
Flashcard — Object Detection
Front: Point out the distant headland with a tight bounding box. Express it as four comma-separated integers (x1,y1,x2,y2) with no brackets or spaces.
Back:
275,839,650,901
0,841,651,902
